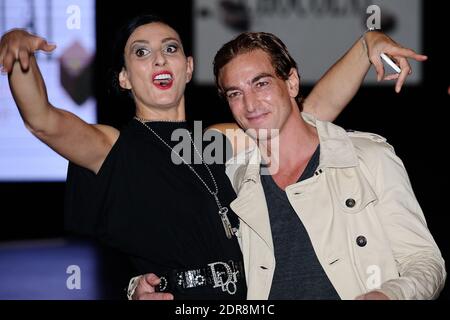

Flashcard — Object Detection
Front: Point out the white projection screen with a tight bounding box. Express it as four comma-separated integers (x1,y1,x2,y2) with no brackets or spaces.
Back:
0,0,96,181
194,0,422,85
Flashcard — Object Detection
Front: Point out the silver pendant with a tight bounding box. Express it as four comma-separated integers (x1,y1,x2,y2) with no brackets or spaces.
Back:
219,207,233,239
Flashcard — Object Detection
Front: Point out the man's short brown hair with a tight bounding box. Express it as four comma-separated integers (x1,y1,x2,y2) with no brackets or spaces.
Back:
213,32,303,109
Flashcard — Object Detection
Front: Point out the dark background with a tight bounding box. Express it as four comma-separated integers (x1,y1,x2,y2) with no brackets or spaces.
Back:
0,0,448,299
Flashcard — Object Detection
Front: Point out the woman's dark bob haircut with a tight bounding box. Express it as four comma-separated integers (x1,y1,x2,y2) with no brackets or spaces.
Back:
110,14,184,97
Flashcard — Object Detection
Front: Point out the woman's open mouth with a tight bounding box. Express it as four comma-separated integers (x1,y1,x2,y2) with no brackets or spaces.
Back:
152,71,174,90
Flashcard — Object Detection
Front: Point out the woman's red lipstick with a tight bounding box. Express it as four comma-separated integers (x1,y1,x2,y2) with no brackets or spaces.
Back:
152,71,174,90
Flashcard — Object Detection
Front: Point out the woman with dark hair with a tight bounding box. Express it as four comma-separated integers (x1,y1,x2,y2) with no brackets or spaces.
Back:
0,14,424,299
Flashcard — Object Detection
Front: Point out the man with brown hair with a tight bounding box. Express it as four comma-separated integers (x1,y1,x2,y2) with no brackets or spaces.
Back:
211,31,445,299
131,31,445,300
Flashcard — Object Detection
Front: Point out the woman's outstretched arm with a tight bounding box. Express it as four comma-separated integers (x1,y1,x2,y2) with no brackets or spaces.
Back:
1,29,119,173
303,31,427,121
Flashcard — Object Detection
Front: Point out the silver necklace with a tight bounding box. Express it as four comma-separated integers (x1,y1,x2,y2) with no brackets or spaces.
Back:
139,119,187,123
134,116,234,239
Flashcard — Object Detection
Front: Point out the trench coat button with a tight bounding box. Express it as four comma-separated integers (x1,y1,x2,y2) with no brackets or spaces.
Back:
346,198,356,208
356,236,367,247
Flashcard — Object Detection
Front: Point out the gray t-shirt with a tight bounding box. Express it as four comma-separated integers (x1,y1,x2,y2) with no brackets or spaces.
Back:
262,146,340,300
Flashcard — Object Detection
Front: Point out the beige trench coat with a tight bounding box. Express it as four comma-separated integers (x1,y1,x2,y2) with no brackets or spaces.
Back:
226,113,446,300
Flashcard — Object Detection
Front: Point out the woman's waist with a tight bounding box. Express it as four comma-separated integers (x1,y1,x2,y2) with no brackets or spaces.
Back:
156,259,246,299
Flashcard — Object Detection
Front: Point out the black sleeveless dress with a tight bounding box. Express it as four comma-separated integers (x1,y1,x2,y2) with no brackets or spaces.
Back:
64,119,246,299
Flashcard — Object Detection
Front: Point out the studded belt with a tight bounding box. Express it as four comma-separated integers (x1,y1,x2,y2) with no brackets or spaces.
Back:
156,260,244,296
